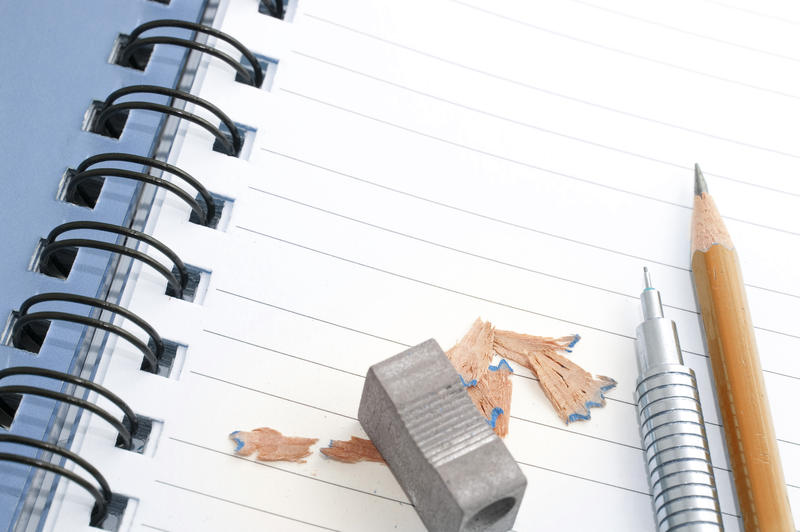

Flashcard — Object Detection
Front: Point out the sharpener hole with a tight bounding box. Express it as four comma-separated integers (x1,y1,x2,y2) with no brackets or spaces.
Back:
465,497,515,531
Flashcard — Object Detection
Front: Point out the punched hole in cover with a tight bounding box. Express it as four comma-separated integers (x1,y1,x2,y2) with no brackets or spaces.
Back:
94,493,134,532
259,0,290,20
464,497,516,532
34,237,76,280
0,393,22,430
61,168,103,209
140,338,185,378
4,309,51,355
114,414,157,454
188,193,228,230
211,122,255,158
84,100,128,139
164,264,209,303
234,54,278,90
110,34,153,71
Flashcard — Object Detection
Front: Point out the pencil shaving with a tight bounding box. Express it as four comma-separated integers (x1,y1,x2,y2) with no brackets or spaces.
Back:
230,427,317,463
321,436,385,464
494,329,616,423
445,318,512,436
467,361,513,437
445,317,495,384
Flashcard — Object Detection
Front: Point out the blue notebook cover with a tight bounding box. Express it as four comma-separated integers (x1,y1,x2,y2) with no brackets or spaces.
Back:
0,0,208,528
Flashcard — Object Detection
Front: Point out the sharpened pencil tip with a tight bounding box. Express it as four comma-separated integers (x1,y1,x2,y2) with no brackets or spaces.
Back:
694,163,708,196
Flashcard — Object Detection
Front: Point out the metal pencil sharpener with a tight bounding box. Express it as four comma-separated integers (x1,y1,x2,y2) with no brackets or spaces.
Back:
358,339,527,532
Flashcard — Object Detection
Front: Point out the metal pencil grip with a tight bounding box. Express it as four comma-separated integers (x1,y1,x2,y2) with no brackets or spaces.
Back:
635,366,723,531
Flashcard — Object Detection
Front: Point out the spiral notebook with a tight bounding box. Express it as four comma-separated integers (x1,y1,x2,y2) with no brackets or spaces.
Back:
2,0,800,530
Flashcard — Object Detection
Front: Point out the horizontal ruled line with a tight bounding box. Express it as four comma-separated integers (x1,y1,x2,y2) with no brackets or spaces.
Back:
290,50,800,201
197,321,792,498
512,372,738,431
517,460,649,497
203,329,367,378
189,342,644,454
701,0,800,26
171,435,667,515
209,289,800,487
249,185,800,342
192,329,653,452
154,478,341,531
217,288,408,347
234,225,639,342
564,0,800,63
180,368,690,500
210,289,798,465
190,370,358,420
243,185,796,343
280,87,800,241
258,147,800,304
280,86,680,210
446,0,800,101
258,147,688,272
222,228,800,375
302,13,800,162
516,461,742,518
168,438,412,507
509,416,734,475
164,439,747,524
509,415,643,452
247,186,692,310
196,328,658,455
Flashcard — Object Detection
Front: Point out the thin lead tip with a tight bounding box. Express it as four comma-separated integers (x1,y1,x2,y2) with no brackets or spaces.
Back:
640,267,663,318
643,267,653,289
694,163,708,196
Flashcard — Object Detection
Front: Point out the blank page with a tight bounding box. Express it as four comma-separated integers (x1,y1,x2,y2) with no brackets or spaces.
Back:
50,0,800,530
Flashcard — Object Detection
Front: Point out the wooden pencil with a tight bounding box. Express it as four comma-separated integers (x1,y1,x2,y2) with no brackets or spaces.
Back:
690,164,794,531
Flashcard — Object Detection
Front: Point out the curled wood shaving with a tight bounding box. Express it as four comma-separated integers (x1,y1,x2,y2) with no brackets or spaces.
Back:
321,436,385,464
230,427,318,463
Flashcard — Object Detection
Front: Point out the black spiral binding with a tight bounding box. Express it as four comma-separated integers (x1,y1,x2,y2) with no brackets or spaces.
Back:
94,85,242,156
2,17,262,528
120,20,264,88
0,434,111,526
40,221,188,299
12,293,164,373
67,153,216,227
0,367,134,526
0,367,137,450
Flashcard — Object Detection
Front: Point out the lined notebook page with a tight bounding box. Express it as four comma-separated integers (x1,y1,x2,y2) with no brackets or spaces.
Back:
50,0,800,530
